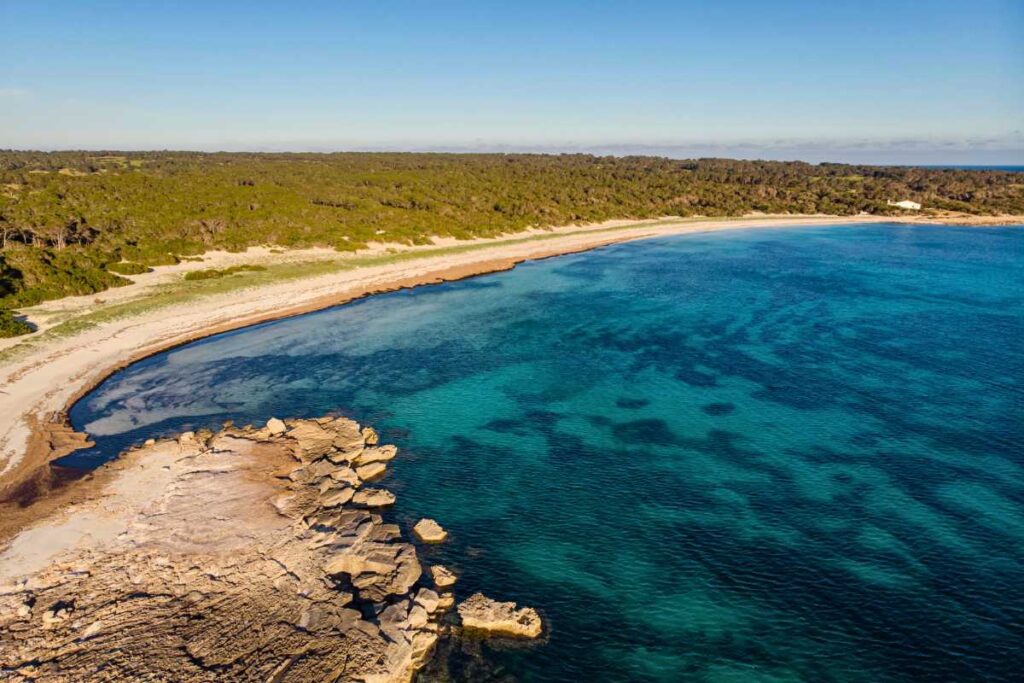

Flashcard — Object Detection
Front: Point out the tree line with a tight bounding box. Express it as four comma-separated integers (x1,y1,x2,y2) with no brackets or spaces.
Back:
1,151,1022,336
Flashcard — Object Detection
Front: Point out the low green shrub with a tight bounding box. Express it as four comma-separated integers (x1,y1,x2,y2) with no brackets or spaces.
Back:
0,308,32,338
183,264,267,281
106,261,151,275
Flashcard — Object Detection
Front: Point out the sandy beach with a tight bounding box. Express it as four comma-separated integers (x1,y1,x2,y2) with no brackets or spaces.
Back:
0,212,1020,510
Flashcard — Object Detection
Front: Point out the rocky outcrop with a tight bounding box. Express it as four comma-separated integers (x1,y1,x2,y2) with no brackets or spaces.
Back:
413,518,448,543
430,564,458,589
457,593,543,639
353,487,397,508
0,416,452,682
266,416,287,435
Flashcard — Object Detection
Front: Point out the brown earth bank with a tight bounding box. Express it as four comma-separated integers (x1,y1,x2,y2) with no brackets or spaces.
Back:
0,416,541,682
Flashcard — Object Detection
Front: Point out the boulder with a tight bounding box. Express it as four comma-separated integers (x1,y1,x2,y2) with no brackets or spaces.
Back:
407,604,429,629
355,462,387,482
266,417,287,435
352,488,396,508
309,459,341,480
414,588,440,614
320,487,355,508
324,553,394,578
412,519,447,544
325,543,422,602
328,417,365,452
361,426,379,445
352,445,397,466
329,466,361,487
457,593,542,639
430,565,457,589
326,448,361,464
287,422,335,459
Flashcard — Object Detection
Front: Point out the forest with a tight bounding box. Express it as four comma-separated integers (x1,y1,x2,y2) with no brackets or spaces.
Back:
2,151,1022,336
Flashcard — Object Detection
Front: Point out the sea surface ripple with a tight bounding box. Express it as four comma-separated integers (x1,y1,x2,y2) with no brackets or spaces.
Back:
69,224,1024,682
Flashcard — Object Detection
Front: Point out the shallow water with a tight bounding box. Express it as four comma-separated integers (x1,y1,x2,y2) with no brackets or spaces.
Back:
68,224,1024,682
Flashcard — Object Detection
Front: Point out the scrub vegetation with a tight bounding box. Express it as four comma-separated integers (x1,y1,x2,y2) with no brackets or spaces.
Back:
1,150,1022,336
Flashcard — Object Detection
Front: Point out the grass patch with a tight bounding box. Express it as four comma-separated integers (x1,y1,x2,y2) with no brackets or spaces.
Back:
183,264,267,281
107,262,151,276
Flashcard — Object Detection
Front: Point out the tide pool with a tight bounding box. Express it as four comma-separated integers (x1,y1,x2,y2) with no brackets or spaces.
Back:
68,224,1024,682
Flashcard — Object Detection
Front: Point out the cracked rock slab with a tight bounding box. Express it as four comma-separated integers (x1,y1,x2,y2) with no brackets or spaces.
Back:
0,418,443,682
457,592,543,639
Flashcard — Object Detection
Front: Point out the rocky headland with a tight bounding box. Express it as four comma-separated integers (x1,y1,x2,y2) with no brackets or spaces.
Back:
0,416,541,682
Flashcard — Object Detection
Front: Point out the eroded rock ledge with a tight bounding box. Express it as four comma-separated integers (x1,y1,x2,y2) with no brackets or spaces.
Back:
0,416,539,682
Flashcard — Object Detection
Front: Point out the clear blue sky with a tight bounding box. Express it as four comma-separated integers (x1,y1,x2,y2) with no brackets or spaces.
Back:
2,0,1022,163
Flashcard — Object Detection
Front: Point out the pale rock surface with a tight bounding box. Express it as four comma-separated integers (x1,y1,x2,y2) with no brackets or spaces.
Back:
0,417,449,682
457,593,543,639
413,518,448,543
266,417,286,435
352,488,396,507
353,444,398,466
430,564,458,589
355,461,387,482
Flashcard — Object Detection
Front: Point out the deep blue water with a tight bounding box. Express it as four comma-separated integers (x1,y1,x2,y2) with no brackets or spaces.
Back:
68,224,1024,682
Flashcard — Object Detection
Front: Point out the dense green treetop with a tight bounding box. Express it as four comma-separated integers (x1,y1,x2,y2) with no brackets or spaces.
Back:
1,151,1022,328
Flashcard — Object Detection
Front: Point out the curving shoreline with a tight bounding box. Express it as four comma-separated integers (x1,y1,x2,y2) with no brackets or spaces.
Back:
1,213,1021,530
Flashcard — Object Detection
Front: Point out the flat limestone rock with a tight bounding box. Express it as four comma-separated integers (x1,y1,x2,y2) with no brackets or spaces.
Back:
457,593,543,639
412,518,448,543
352,488,396,508
355,461,387,482
438,593,456,611
320,486,355,508
326,542,422,602
328,465,361,487
0,419,439,682
415,588,441,614
286,422,335,459
430,564,458,589
352,445,397,466
328,417,366,452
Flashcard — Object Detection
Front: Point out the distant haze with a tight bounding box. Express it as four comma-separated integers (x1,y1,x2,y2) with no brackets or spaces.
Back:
2,1,1021,165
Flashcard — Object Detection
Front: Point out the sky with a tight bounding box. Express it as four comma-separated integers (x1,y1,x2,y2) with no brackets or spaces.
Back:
1,0,1022,163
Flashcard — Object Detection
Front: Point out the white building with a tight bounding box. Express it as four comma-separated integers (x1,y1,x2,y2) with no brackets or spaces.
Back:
887,199,922,210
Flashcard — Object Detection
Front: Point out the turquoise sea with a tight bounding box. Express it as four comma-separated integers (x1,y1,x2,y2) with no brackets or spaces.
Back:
68,223,1024,682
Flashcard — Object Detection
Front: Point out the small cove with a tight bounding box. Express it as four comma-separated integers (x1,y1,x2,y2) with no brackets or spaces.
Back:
66,223,1024,682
